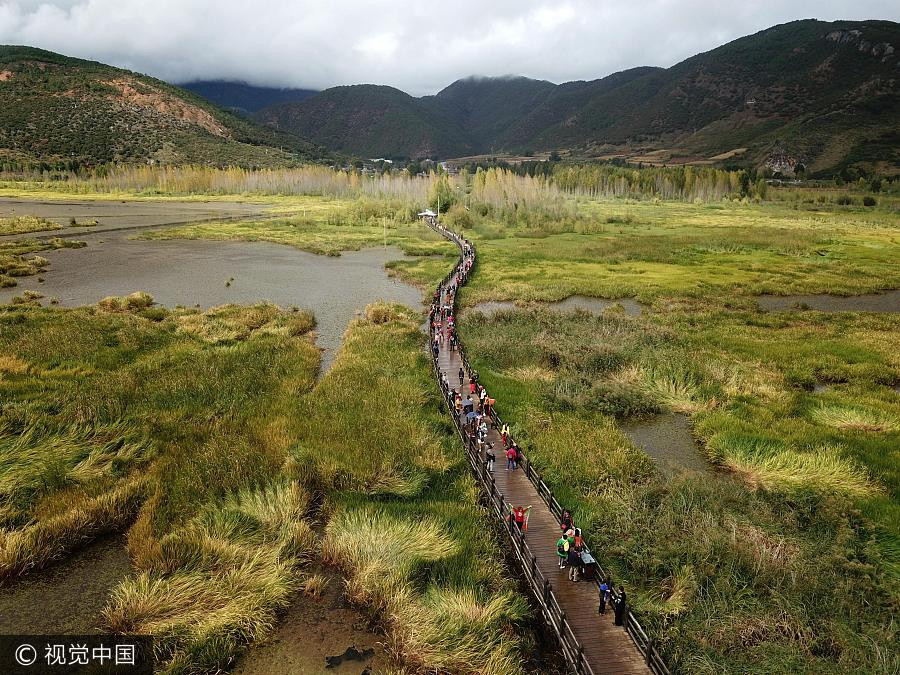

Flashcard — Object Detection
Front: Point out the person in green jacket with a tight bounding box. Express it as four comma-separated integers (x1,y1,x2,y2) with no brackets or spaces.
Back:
556,533,569,569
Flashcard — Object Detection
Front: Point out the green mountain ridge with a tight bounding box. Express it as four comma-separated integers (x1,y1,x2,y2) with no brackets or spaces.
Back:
255,84,472,159
256,19,900,174
0,46,328,168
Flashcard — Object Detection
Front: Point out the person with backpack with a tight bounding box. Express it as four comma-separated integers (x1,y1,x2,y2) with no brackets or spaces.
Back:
478,418,488,443
556,533,569,569
464,395,474,415
485,444,495,473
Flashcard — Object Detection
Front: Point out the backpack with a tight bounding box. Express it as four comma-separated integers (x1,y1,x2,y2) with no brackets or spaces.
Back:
557,540,567,556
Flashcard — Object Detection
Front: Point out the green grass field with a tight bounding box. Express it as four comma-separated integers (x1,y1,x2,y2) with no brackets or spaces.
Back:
438,198,900,304
0,294,530,673
452,198,899,673
1,176,897,673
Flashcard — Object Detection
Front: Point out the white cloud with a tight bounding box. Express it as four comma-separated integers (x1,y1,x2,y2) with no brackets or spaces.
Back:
0,0,897,94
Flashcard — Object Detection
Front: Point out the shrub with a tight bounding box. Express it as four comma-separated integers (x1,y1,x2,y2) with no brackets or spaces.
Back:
587,381,661,419
125,291,153,310
862,196,877,207
138,307,168,322
443,203,474,230
584,346,627,375
287,311,316,336
364,301,398,324
835,195,852,206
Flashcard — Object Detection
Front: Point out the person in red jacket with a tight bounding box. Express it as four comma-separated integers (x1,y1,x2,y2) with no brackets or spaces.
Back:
505,445,517,470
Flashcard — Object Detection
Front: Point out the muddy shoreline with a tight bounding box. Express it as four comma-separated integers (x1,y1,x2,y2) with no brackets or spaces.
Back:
233,569,389,675
621,412,709,476
0,197,264,240
0,537,131,635
758,290,900,313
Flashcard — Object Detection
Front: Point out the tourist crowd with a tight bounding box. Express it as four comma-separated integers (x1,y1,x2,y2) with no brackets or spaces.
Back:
426,217,630,630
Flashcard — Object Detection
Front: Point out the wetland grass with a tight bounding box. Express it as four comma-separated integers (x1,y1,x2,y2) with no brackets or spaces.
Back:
2,295,530,673
0,297,320,669
454,199,898,672
0,237,85,288
0,215,60,235
2,180,896,671
292,303,531,674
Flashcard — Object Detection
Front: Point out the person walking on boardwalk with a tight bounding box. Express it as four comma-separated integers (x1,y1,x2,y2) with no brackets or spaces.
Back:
458,366,465,387
518,504,533,532
560,509,573,534
501,423,510,447
505,445,517,470
485,444,495,473
556,533,569,569
568,531,584,582
598,579,610,614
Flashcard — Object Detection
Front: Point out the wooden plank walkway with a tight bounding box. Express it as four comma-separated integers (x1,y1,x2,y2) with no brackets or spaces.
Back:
426,219,661,675
436,348,649,674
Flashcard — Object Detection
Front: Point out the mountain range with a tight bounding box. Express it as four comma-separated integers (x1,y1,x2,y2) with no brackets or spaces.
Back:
253,19,899,175
1,18,897,175
0,46,326,168
179,80,317,115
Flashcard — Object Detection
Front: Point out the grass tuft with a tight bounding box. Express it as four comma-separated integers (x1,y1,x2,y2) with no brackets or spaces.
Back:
812,404,897,433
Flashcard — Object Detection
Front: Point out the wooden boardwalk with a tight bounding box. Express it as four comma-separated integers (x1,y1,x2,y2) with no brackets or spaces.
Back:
427,220,662,675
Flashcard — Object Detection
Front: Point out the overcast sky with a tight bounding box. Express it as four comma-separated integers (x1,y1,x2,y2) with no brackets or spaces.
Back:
1,1,898,94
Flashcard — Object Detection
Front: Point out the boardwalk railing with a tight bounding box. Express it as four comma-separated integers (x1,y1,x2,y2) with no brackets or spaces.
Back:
424,216,670,675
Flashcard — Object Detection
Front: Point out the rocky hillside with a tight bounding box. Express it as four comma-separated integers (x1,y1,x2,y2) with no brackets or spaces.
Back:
0,46,327,168
257,19,899,175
